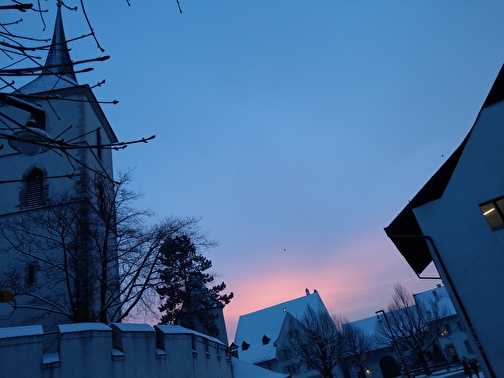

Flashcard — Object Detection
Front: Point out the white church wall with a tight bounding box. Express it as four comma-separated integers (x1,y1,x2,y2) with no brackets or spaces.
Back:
0,323,233,378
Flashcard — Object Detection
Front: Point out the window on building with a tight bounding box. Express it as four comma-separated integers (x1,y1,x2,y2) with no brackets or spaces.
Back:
20,167,47,209
96,129,102,161
464,340,474,354
96,182,106,218
446,344,459,362
480,197,504,229
456,321,464,332
440,324,451,337
25,263,37,287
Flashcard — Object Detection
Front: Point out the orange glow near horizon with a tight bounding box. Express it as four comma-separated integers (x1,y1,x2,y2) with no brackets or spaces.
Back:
223,234,440,342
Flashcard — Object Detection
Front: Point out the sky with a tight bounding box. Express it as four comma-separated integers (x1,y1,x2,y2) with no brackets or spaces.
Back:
8,1,504,341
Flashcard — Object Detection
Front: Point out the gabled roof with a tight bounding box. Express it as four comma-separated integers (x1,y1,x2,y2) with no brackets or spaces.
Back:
234,291,328,364
384,135,469,274
19,5,78,94
413,285,457,317
384,64,504,275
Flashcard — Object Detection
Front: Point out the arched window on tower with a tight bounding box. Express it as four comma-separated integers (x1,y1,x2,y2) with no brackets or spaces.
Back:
19,167,48,209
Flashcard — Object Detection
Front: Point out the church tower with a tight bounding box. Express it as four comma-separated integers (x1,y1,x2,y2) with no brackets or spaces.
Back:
0,5,120,330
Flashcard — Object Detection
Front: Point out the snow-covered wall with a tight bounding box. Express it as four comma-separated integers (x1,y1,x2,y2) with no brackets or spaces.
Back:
0,323,233,378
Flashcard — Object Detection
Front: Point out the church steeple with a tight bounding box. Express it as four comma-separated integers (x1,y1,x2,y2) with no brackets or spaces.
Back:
42,4,77,82
19,4,78,94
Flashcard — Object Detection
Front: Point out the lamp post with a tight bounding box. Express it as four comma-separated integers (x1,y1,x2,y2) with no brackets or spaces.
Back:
375,309,410,378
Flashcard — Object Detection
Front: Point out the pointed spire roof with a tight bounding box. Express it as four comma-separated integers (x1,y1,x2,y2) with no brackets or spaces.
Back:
19,4,79,94
42,4,77,82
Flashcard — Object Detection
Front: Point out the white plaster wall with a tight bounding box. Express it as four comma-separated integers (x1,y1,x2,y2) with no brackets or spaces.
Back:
0,323,234,378
0,87,118,330
0,325,44,378
413,101,504,375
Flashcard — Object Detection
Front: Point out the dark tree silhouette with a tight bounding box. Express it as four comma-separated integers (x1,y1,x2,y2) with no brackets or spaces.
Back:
156,235,233,338
375,283,448,376
342,318,375,377
281,306,344,378
0,172,202,326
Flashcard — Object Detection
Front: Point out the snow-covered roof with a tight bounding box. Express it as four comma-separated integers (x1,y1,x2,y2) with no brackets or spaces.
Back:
413,285,457,317
156,324,226,346
234,291,329,364
0,325,44,339
346,285,458,351
231,356,289,378
346,314,380,337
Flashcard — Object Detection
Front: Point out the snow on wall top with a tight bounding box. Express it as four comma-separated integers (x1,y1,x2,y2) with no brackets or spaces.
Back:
156,324,226,346
59,322,111,333
0,325,44,339
111,323,155,333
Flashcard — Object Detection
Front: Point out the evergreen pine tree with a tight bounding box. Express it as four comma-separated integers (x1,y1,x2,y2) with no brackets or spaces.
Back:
156,235,233,337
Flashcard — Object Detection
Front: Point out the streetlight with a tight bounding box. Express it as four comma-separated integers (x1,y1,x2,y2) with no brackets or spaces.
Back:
375,309,411,378
8,119,51,156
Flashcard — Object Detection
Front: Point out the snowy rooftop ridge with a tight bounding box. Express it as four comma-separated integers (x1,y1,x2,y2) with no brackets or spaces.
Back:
234,291,329,364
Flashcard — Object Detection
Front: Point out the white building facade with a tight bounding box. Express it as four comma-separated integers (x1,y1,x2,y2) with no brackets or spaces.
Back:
385,64,504,377
0,6,120,330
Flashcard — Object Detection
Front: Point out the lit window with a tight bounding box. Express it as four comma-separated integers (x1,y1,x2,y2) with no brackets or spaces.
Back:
480,197,504,229
440,324,451,337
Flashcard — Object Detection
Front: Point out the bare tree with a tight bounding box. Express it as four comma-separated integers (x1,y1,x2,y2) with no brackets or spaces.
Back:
281,306,344,378
341,318,375,377
0,172,205,326
375,283,447,376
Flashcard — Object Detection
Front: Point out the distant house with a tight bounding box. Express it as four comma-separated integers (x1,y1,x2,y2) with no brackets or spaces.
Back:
233,290,334,377
414,286,476,366
385,64,504,377
342,285,476,378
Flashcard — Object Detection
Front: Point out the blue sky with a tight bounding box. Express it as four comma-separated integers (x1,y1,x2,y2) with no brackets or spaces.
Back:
10,1,504,340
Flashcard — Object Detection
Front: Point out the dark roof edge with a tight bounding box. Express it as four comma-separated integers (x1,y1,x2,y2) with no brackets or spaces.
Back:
482,64,504,109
